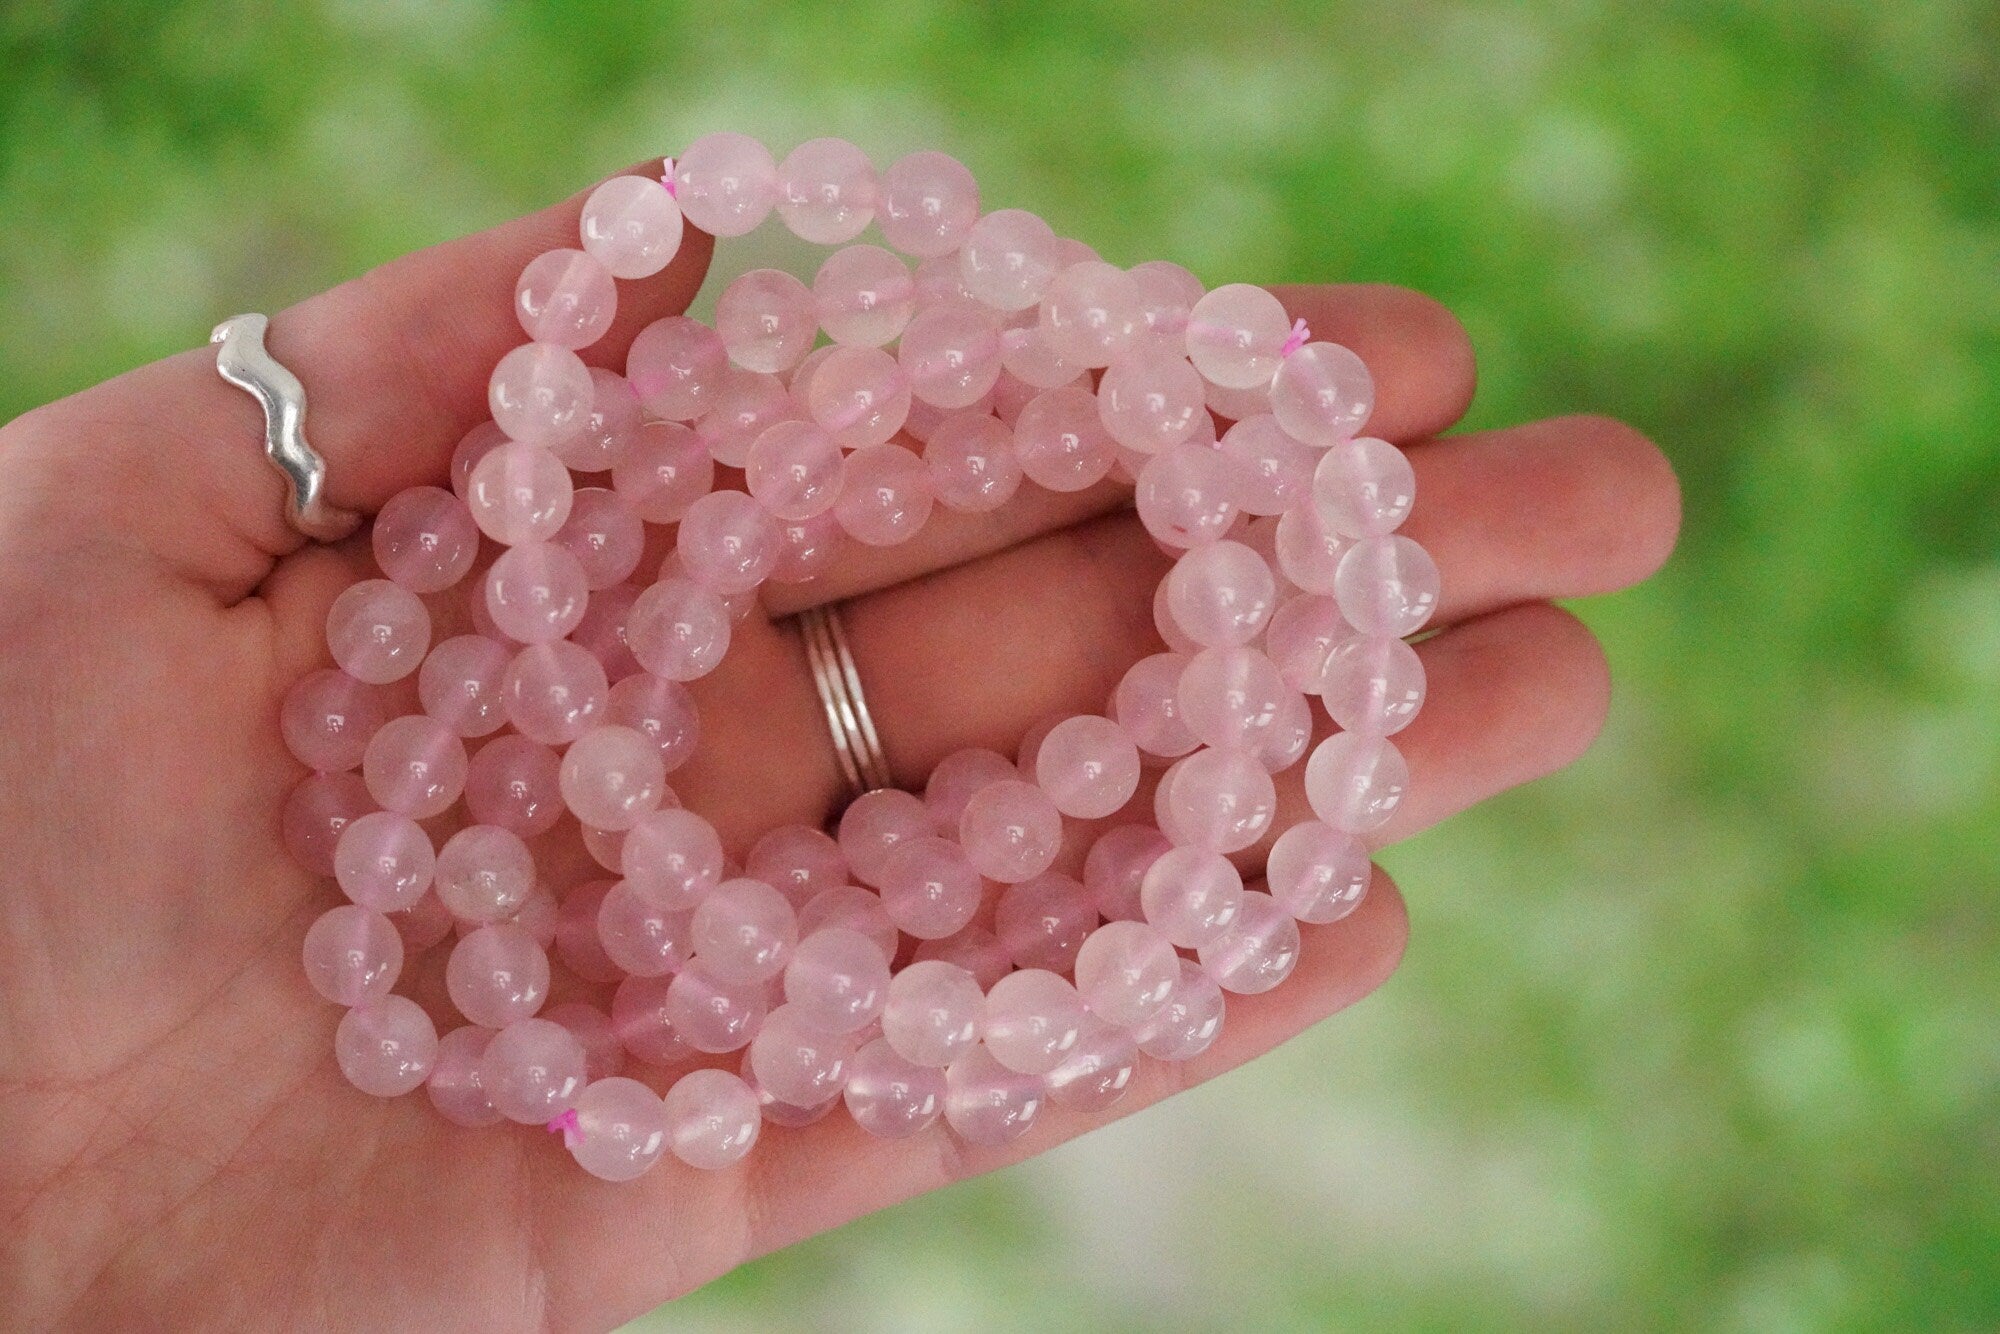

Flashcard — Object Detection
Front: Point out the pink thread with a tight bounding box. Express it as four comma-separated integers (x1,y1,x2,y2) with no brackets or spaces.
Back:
661,158,678,197
1279,317,1311,359
546,1108,582,1147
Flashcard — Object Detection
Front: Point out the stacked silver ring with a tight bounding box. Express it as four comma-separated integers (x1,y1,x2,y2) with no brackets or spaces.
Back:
796,604,893,799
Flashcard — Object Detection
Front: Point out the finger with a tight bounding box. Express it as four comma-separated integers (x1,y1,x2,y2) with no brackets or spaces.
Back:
760,282,1477,616
6,161,713,597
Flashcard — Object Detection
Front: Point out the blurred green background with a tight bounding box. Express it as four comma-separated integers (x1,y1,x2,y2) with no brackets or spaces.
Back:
5,0,1998,1328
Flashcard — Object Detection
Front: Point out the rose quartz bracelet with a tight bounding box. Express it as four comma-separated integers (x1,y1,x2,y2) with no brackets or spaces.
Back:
280,133,1437,1183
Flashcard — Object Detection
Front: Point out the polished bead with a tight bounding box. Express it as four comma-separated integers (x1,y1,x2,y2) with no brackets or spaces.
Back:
373,486,479,594
691,878,797,985
501,641,607,744
1160,747,1276,852
924,410,1022,512
1198,890,1301,994
515,247,617,349
701,371,800,470
555,369,643,473
663,1067,761,1168
878,150,980,257
797,885,900,963
481,1017,586,1123
545,1004,625,1084
1097,346,1206,453
713,267,815,374
1177,646,1293,753
1083,824,1171,922
336,996,437,1097
676,489,780,594
419,635,512,739
1013,384,1115,492
620,807,725,909
361,714,466,818
1045,1015,1138,1112
553,487,644,590
600,677,695,777
746,1003,849,1107
812,244,914,347
769,510,844,584
1135,438,1239,548
303,903,403,1006
776,137,876,243
557,725,665,831
911,926,1011,990
427,1024,502,1126
922,747,1017,833
447,923,549,1027
326,579,429,686
981,969,1086,1076
834,787,927,887
283,669,391,773
1033,714,1141,820
627,316,728,421
450,421,507,499
899,301,1005,409
553,880,624,983
1270,341,1374,447
1139,844,1244,947
664,960,769,1054
1219,415,1315,516
387,891,454,955
1314,436,1413,536
845,1036,946,1137
1165,540,1276,648
612,419,713,522
807,346,912,451
282,771,372,878
674,132,778,237
944,1044,1043,1145
878,833,984,940
595,878,692,978
958,779,1062,884
1185,283,1291,388
1112,652,1200,760
579,173,683,278
1268,822,1372,925
1075,919,1178,1027
484,541,589,644
1335,535,1441,638
434,824,535,924
334,810,433,913
999,314,1087,390
835,442,932,546
1264,594,1345,693
1274,502,1353,594
1255,689,1314,774
746,419,843,520
626,576,730,682
880,960,983,1070
1321,634,1426,735
1304,732,1409,834
1127,259,1204,346
610,973,693,1067
1132,958,1225,1061
462,734,562,837
1039,260,1144,368
783,927,890,1034
960,208,1059,312
568,1076,668,1181
746,825,847,910
994,872,1097,973
488,343,593,447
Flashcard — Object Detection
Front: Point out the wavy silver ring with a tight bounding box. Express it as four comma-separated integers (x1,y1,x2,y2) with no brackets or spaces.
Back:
211,313,362,543
796,603,894,800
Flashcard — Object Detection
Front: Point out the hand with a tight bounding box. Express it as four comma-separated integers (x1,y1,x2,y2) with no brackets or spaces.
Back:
0,162,1678,1330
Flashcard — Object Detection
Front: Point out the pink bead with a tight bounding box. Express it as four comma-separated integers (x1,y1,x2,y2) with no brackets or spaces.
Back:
994,872,1097,973
467,440,573,547
361,714,466,818
807,346,911,450
1039,261,1144,368
484,542,589,645
1314,436,1413,537
1320,634,1426,735
488,343,594,447
746,419,843,520
626,576,731,681
981,969,1086,1076
1111,653,1200,760
595,878,692,977
877,833,984,940
1335,535,1441,637
691,878,797,984
1000,315,1087,390
797,885,900,962
419,635,511,738
1132,958,1225,1061
550,1008,628,1085
447,923,550,1026
501,641,608,743
568,1076,668,1181
1198,890,1301,994
582,823,629,875
958,779,1062,884
924,411,1022,512
777,137,876,243
1083,824,1171,922
388,891,454,954
911,927,1011,990
959,208,1059,311
1046,1015,1138,1112
744,826,845,910
837,788,930,887
462,735,563,837
612,419,713,522
610,973,693,1067
579,174,684,279
1032,715,1140,820
674,132,777,237
302,903,403,1006
1218,415,1316,516
606,673,700,772
1139,844,1244,947
282,771,372,877
844,1036,946,1138
1176,646,1293,752
554,368,642,473
1264,594,1346,693
1270,341,1374,447
1136,439,1239,548
834,443,933,546
1185,283,1290,389
336,996,437,1097
1159,747,1277,852
899,302,1005,409
715,267,816,373
1128,259,1204,346
664,960,769,1054
326,579,430,685
554,881,625,983
696,370,801,471
663,1067,761,1168
621,807,725,908
553,487,644,590
922,747,1018,832
877,150,980,257
1274,502,1354,594
372,486,479,594
481,1016,587,1123
334,810,434,913
812,244,915,347
1266,821,1372,924
769,510,843,584
1012,384,1115,493
746,1003,849,1107
515,247,617,349
627,316,728,420
782,926,889,1034
1165,540,1277,648
427,1025,501,1126
503,883,560,948
434,824,535,924
1256,690,1314,773
881,959,983,1067
1304,732,1409,834
1074,919,1178,1028
450,420,507,498
559,724,666,830
944,1045,1044,1146
1097,346,1206,453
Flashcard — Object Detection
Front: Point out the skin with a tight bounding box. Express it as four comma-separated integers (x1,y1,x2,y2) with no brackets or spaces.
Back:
0,160,1680,1331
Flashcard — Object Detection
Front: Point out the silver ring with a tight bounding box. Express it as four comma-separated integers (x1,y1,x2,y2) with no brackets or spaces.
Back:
796,603,894,799
210,313,362,542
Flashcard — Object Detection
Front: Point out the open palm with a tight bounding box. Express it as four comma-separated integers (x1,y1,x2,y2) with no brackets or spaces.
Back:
0,162,1678,1330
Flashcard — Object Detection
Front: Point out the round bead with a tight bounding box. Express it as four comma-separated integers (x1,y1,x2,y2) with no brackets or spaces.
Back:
361,714,466,819
480,1017,587,1123
1218,415,1316,516
613,419,713,522
833,788,927,887
746,1004,850,1108
746,419,843,521
899,302,1005,409
691,878,797,985
1112,653,1200,760
434,824,535,924
419,635,513,738
1266,821,1372,924
336,996,437,1097
677,488,781,594
944,1045,1044,1146
835,443,932,546
553,487,645,590
623,576,728,682
1159,747,1277,852
769,510,843,584
797,886,900,963
568,1076,668,1182
1083,824,1171,922
663,1067,761,1169
922,747,1017,833
282,771,372,878
1176,646,1294,753
994,872,1097,973
878,834,984,940
488,343,594,447
558,725,666,831
1304,732,1410,835
281,669,389,774
981,969,1086,1076
427,1025,501,1126
501,641,608,744
783,927,890,1034
1274,502,1354,594
579,173,683,279
553,881,624,984
1074,919,1179,1027
595,878,694,977
1139,844,1244,948
450,421,506,498
664,961,769,1054
958,779,1062,884
746,825,847,910
326,579,430,685
882,959,984,1067
877,150,980,257
484,542,590,644
911,927,1011,990
463,735,564,837
844,1036,946,1138
1133,958,1225,1061
716,268,816,374
1013,384,1116,492
960,208,1059,312
1185,283,1291,388
1335,535,1441,638
1097,346,1206,453
1000,315,1087,390
924,411,1022,512
620,807,725,908
1198,890,1301,994
302,903,402,1006
1135,439,1240,548
1314,436,1414,537
807,346,911,451
674,132,778,237
1256,689,1314,774
372,486,479,594
812,244,915,347
1270,341,1374,447
447,923,549,1027
1033,714,1141,819
334,810,433,913
1164,540,1277,647
1039,261,1144,368
627,316,728,421
1264,594,1346,693
1046,1016,1139,1113
515,247,617,349
1320,634,1427,735
555,368,643,473
610,973,692,1067
1128,259,1204,346
776,137,876,243
387,892,454,955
